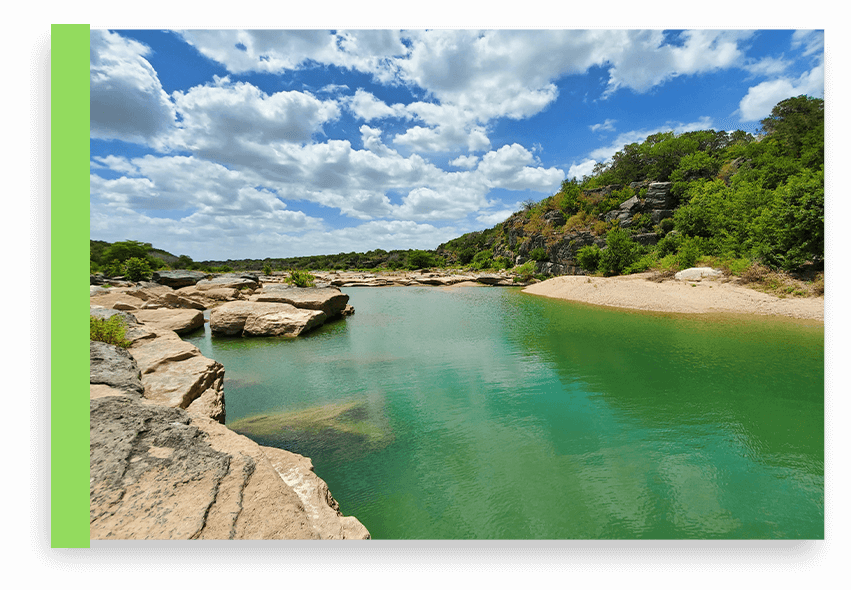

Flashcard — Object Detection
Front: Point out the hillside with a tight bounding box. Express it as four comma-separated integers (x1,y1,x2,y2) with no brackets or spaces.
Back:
437,95,824,285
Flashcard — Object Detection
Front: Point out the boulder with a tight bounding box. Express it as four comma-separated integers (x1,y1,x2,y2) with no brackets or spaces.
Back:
89,341,143,397
90,290,148,311
650,209,675,224
130,308,205,334
195,274,259,291
90,313,368,540
543,210,566,226
152,270,208,288
129,328,225,418
91,284,206,312
645,182,674,209
675,267,724,281
210,301,326,337
251,287,350,318
204,288,242,301
604,196,642,226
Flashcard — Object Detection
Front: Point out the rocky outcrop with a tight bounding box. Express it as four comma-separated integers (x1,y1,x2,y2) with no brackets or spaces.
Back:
89,340,144,397
130,308,205,334
210,301,327,337
152,269,208,288
604,182,675,229
90,395,370,540
195,274,260,291
89,309,370,540
250,286,350,319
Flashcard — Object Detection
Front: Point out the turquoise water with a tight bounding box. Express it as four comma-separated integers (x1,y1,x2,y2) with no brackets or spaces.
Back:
183,287,824,539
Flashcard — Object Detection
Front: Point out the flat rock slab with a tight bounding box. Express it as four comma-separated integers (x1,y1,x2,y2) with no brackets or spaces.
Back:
195,274,259,291
251,287,349,318
152,270,209,288
210,301,326,337
90,341,144,397
131,308,205,334
129,328,225,416
675,267,724,281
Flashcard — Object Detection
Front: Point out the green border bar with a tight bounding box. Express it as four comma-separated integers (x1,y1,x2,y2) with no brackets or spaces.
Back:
51,23,90,548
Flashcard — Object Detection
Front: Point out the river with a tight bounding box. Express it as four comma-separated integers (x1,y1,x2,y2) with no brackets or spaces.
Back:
183,286,824,539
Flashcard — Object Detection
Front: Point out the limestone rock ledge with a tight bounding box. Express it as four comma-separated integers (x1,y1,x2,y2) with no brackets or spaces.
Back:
90,312,370,540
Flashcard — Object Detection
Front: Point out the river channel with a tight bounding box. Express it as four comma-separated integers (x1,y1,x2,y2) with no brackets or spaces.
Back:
183,286,824,539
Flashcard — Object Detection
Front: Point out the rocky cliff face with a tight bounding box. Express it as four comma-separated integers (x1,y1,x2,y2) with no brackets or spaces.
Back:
89,285,370,540
439,181,677,277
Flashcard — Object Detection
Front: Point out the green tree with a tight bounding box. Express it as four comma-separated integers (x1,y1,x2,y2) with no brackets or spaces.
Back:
103,240,151,264
599,228,640,276
123,257,152,281
407,250,440,270
750,169,824,270
759,95,824,163
576,245,601,273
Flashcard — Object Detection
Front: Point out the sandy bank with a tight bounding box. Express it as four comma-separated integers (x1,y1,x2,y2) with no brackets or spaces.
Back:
523,272,824,322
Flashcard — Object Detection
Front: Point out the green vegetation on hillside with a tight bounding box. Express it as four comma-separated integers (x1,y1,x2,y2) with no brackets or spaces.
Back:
438,95,824,284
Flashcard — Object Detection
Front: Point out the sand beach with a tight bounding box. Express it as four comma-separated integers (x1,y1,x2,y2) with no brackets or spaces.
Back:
523,272,824,322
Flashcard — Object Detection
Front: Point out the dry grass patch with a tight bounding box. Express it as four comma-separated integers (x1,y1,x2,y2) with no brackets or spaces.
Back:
736,262,824,298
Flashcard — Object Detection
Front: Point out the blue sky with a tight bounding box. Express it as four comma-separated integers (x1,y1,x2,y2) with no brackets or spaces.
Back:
90,28,825,261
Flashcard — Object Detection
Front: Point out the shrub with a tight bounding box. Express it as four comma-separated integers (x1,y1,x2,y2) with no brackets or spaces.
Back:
529,247,549,262
123,257,152,282
90,315,132,348
675,236,703,269
287,269,316,287
625,252,656,274
599,228,640,276
262,263,273,276
513,261,536,282
407,250,440,270
470,249,494,270
493,256,512,270
576,245,601,273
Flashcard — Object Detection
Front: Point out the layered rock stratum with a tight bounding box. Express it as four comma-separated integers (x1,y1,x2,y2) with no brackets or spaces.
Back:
89,282,370,540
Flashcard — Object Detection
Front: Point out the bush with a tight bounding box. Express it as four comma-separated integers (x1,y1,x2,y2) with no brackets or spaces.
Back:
471,249,494,270
407,250,441,270
599,228,640,276
90,315,132,348
675,236,703,269
457,247,476,265
513,261,536,282
529,247,549,262
287,269,316,287
625,252,656,274
576,245,601,273
123,257,152,282
262,263,273,276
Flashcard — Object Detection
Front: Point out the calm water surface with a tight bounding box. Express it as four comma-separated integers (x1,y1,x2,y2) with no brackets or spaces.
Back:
184,287,824,539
